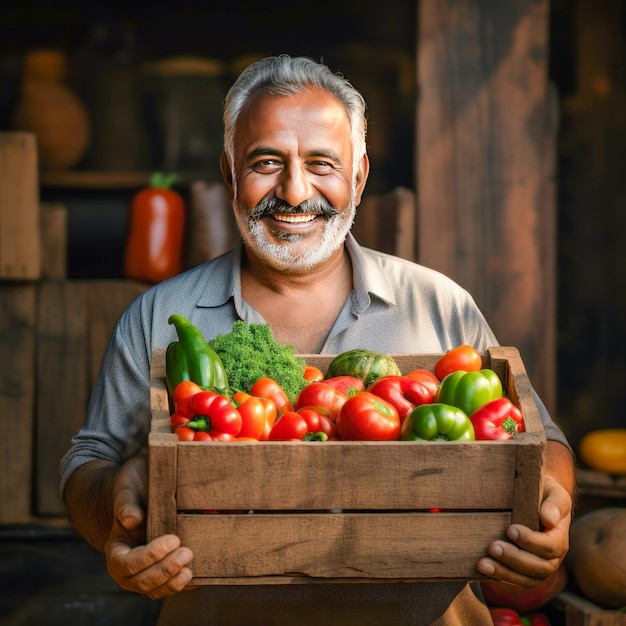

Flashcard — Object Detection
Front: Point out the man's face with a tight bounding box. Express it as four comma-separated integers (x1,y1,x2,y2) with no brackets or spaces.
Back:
224,87,369,273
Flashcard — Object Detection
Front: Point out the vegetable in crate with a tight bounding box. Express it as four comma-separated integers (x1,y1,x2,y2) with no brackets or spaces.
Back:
470,398,524,440
434,344,482,380
326,348,401,387
436,368,502,416
335,391,401,441
209,321,307,403
166,314,229,398
367,375,435,422
268,408,336,441
401,403,475,441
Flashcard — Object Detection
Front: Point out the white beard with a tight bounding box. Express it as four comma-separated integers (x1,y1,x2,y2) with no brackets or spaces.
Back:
234,187,357,274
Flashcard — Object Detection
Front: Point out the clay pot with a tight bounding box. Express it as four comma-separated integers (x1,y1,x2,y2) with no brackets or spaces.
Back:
11,49,91,170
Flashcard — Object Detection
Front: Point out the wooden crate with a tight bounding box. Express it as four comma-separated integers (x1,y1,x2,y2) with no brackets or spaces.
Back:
148,346,546,585
551,591,626,626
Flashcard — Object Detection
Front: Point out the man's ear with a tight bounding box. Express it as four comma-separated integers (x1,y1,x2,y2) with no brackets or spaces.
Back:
220,152,235,200
353,153,370,206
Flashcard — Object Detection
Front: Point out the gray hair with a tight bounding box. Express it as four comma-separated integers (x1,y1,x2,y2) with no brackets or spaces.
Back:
223,55,367,173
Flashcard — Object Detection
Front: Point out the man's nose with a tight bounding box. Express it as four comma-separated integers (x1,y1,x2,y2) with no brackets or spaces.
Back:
275,166,313,207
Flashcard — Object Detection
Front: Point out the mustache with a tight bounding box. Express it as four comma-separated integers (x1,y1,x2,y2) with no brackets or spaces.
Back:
249,197,339,220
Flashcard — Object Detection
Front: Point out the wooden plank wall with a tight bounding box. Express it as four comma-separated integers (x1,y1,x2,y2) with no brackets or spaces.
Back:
416,0,556,415
35,280,147,517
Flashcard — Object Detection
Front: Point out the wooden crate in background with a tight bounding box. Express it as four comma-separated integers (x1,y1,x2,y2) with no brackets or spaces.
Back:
0,133,41,280
0,285,37,524
148,346,546,585
35,279,147,517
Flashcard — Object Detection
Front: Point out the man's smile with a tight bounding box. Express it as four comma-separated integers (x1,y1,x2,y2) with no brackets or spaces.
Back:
270,213,319,224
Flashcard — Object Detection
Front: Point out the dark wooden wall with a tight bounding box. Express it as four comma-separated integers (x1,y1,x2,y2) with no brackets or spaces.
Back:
416,0,557,415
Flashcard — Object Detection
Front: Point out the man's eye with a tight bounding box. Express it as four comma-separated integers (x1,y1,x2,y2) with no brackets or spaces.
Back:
252,159,281,172
309,161,333,173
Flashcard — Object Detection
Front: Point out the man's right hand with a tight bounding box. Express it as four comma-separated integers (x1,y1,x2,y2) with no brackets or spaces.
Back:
104,455,194,599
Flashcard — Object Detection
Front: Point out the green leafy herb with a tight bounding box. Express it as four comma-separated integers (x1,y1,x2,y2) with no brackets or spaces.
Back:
209,322,307,402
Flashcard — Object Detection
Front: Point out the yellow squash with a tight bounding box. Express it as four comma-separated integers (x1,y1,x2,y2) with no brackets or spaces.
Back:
578,429,626,475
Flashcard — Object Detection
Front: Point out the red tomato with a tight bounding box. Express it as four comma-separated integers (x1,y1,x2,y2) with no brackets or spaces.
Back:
335,391,401,441
268,408,336,441
193,431,213,441
173,380,203,404
172,380,204,416
323,375,365,397
303,365,324,382
174,426,196,441
434,345,482,380
170,412,190,428
250,377,294,415
404,368,440,395
294,382,348,421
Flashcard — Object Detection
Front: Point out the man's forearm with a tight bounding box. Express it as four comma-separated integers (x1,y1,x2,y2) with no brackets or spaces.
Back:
545,439,577,499
63,460,118,553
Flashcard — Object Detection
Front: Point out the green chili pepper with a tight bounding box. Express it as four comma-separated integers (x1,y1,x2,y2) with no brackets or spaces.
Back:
436,368,503,416
401,403,475,441
165,314,229,398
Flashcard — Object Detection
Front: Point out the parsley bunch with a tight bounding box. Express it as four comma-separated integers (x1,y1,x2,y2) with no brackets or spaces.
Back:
209,321,307,402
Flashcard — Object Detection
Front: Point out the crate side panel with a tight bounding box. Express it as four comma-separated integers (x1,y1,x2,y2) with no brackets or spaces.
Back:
175,441,516,511
148,432,178,539
180,511,510,581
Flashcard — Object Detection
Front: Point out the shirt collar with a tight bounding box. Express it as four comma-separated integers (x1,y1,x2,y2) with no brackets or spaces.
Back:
346,233,397,312
194,234,397,313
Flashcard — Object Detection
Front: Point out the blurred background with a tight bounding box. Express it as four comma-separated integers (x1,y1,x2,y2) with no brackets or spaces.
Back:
0,0,625,623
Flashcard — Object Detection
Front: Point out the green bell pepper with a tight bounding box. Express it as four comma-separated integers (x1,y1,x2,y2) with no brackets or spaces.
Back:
401,403,475,441
436,368,503,416
165,314,229,398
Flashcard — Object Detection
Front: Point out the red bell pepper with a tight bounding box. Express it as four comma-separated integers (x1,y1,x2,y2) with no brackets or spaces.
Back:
470,397,524,440
232,391,278,440
177,390,243,440
367,375,434,422
268,407,336,441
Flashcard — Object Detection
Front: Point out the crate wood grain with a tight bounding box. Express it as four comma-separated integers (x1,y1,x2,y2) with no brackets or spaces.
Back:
148,346,545,584
0,133,41,280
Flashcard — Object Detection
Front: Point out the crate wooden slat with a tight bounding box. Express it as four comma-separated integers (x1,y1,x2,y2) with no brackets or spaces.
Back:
148,346,546,584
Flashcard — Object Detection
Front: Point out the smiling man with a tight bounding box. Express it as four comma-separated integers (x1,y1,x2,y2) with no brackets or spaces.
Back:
60,55,574,626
